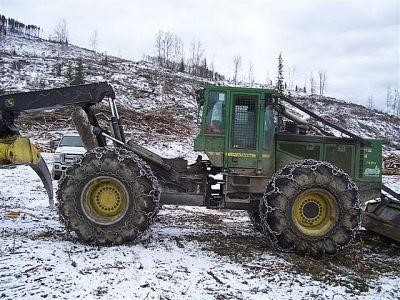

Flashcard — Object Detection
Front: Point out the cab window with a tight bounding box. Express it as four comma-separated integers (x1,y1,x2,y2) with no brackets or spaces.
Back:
263,106,274,150
232,94,257,149
205,91,225,134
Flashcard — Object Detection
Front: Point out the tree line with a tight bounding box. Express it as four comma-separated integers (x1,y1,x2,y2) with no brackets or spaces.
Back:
146,30,225,81
0,14,41,37
4,16,397,113
274,52,328,97
0,14,69,45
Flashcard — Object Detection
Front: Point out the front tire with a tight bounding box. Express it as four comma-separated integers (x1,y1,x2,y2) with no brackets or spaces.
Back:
57,147,160,245
259,159,360,258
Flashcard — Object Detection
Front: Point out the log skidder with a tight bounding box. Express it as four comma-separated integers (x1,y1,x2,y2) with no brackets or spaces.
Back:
57,147,160,245
259,159,361,258
4,83,397,258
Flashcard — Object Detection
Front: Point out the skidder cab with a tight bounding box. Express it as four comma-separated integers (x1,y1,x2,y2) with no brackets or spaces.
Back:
194,87,278,207
195,85,399,257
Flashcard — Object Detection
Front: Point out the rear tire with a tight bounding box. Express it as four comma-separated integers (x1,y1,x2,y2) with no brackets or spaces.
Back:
259,159,360,258
57,147,160,245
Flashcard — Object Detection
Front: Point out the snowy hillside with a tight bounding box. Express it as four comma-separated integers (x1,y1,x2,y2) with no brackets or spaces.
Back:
0,33,400,155
0,31,207,153
291,95,400,151
1,31,399,153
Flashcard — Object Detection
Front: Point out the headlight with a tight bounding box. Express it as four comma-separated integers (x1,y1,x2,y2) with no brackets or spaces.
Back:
53,152,61,163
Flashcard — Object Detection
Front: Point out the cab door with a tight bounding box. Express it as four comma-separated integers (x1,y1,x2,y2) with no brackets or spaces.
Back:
225,92,261,169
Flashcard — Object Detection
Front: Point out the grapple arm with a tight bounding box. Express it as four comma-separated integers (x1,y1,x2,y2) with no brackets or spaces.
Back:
0,82,114,114
0,82,115,207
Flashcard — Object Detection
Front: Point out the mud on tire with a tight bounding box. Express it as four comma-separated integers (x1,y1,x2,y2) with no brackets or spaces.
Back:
248,209,263,232
259,159,361,258
57,147,160,245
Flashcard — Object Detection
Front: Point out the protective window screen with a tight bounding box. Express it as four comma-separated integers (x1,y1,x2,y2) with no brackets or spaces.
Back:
232,95,257,149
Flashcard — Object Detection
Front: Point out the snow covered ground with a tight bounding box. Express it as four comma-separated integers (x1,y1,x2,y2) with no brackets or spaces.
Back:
0,152,399,299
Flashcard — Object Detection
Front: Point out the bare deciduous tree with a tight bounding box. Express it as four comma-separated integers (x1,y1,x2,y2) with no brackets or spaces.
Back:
89,30,98,52
265,71,273,87
155,30,172,67
233,55,242,85
318,70,327,96
386,85,392,113
367,95,374,109
189,40,205,75
155,31,163,65
209,55,215,80
248,61,255,87
309,72,316,95
155,30,183,70
393,88,400,116
287,66,296,90
171,37,184,71
53,19,68,44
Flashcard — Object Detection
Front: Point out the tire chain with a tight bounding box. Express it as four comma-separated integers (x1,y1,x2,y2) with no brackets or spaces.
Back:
57,146,160,245
259,159,361,255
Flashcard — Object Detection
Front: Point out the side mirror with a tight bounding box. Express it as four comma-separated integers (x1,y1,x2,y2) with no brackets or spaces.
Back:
195,89,205,107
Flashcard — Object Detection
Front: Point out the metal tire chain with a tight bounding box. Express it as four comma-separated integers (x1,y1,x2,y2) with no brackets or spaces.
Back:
57,146,160,245
259,159,361,257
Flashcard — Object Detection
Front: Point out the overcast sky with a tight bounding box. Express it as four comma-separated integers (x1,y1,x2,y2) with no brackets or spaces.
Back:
1,0,399,109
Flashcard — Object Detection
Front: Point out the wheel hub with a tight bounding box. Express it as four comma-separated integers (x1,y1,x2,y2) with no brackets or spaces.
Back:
292,189,338,236
93,185,123,216
302,201,321,219
81,176,129,225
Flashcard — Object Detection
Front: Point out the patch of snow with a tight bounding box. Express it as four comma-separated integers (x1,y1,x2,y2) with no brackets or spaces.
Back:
0,153,399,299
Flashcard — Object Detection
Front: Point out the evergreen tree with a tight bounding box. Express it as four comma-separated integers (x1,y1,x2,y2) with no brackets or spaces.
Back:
54,63,62,76
65,64,73,82
276,52,284,92
178,58,185,72
102,52,109,66
72,58,84,85
201,58,207,78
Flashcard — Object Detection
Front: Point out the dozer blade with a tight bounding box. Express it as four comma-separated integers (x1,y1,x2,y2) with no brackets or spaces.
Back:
362,185,400,243
30,155,54,208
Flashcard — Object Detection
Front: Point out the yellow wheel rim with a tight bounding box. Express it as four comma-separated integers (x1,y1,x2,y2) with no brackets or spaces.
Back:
81,176,129,225
291,189,338,236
